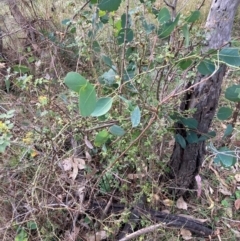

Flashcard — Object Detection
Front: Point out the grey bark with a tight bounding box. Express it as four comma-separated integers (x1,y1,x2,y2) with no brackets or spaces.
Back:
168,0,240,196
7,0,39,54
0,27,2,57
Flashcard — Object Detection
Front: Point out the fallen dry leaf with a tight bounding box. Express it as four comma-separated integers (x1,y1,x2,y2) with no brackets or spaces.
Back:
69,159,79,180
219,183,232,196
221,123,227,129
204,187,215,210
0,63,6,69
162,199,174,207
226,207,233,218
231,229,240,237
62,158,86,179
235,199,240,210
77,186,85,203
180,229,192,240
85,135,93,149
176,196,188,210
62,158,73,171
76,158,86,170
85,151,92,161
64,227,80,241
235,174,240,182
87,230,108,241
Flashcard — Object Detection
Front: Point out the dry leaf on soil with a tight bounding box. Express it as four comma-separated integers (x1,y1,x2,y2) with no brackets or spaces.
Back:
69,159,79,180
0,63,6,69
87,230,108,241
64,227,80,241
84,135,93,149
62,158,73,171
162,199,174,207
62,158,86,180
231,229,240,238
176,196,188,210
219,183,232,196
180,229,192,240
77,186,86,204
234,199,240,210
85,151,92,161
235,174,240,182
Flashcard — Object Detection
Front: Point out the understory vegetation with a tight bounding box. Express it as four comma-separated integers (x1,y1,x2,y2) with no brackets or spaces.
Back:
0,0,240,240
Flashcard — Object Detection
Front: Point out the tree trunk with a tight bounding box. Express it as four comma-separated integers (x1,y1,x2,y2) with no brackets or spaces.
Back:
168,0,240,196
7,0,40,54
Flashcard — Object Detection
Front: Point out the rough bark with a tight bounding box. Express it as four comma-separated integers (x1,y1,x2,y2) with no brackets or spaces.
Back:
0,27,3,57
7,0,40,54
168,0,240,195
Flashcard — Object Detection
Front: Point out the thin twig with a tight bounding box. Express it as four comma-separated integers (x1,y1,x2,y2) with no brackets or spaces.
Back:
119,223,164,241
62,0,91,41
119,0,130,95
88,113,157,204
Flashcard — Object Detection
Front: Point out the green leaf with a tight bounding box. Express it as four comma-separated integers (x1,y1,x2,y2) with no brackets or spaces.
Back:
178,59,192,70
214,147,236,168
121,13,131,28
114,19,122,33
175,134,186,149
109,125,125,136
91,97,113,117
117,28,134,45
225,85,240,102
198,131,216,141
5,78,11,93
185,10,200,23
100,173,113,192
100,68,116,85
119,95,134,110
219,48,240,67
64,72,87,93
213,156,221,165
181,118,198,129
158,7,171,24
197,59,215,75
102,55,113,67
217,107,232,120
131,106,141,127
0,142,9,153
182,24,189,47
15,229,28,241
94,130,109,147
169,112,182,121
223,124,233,138
93,41,101,52
27,221,37,230
100,14,109,24
70,27,76,33
126,47,137,59
13,65,29,74
123,62,136,81
61,19,71,25
0,109,15,119
91,0,98,3
186,131,199,144
141,16,155,35
79,83,96,117
98,0,121,12
158,13,180,39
